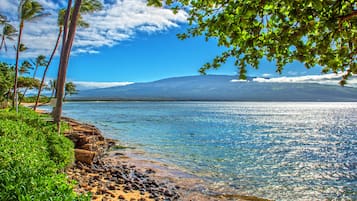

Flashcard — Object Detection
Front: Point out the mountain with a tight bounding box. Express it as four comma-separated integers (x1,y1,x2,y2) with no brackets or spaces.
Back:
71,75,357,101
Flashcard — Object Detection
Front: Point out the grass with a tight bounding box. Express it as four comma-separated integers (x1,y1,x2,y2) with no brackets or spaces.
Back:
0,107,90,201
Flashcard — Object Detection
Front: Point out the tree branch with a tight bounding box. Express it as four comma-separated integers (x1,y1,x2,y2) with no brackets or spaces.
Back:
339,9,357,22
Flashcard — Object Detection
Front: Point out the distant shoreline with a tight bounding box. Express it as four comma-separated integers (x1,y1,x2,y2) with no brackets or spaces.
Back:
66,99,357,102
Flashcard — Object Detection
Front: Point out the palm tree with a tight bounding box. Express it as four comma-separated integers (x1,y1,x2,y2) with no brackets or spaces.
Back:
0,14,7,24
14,43,28,52
0,24,17,51
52,0,102,129
13,0,47,111
33,7,91,110
49,79,57,98
64,81,77,101
21,55,47,101
19,60,33,75
17,60,33,103
32,55,47,78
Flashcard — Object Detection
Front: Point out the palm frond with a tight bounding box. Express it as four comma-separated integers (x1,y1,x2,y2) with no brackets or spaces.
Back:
3,24,18,39
77,15,89,28
36,55,48,66
20,0,49,22
0,14,7,24
81,0,103,14
57,9,66,27
19,43,28,52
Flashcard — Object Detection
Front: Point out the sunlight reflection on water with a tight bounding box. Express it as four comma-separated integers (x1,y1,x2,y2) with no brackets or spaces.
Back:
53,101,357,200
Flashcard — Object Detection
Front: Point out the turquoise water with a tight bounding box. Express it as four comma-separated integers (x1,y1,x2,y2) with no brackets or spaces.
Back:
51,102,357,200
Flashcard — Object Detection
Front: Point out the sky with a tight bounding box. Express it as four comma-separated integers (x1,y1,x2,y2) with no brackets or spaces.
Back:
0,0,356,89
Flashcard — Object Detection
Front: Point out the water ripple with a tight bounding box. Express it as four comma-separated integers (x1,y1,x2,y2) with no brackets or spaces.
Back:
55,101,357,201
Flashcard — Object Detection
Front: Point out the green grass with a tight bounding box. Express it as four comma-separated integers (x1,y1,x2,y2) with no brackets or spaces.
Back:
0,107,89,201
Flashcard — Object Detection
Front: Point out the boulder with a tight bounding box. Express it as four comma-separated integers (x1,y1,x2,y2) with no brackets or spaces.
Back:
75,149,96,164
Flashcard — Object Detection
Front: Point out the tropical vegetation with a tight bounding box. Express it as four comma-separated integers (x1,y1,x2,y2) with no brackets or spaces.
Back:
53,0,102,128
0,0,355,199
0,62,13,103
65,81,78,100
0,23,17,52
13,0,47,110
149,0,357,84
0,1,100,198
0,107,89,200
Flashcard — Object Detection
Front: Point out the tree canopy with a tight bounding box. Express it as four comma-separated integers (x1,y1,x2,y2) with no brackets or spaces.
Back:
0,62,14,101
149,0,357,84
17,76,40,89
64,81,77,98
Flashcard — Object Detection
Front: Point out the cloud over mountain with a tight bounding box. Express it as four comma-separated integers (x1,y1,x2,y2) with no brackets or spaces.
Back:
252,73,357,88
73,81,134,90
72,75,357,101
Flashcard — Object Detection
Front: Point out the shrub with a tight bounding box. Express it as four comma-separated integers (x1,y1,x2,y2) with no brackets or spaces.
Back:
0,107,89,200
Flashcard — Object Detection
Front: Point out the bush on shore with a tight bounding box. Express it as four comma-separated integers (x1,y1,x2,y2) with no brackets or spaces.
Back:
0,107,89,201
21,95,51,104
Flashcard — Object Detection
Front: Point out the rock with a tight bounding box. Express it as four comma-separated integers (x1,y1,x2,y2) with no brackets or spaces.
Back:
108,183,116,190
63,117,182,201
80,143,98,151
164,190,173,197
74,149,96,164
145,169,156,174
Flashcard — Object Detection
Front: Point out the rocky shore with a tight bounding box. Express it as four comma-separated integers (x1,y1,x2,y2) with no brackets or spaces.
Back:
62,117,181,201
61,116,268,201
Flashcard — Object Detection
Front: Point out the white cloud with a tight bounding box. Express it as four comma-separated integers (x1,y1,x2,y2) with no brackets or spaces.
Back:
231,79,247,83
73,81,134,90
0,0,17,17
0,0,187,58
261,73,271,78
251,73,357,88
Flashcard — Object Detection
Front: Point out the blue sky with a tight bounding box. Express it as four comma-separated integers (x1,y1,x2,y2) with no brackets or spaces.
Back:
0,0,355,89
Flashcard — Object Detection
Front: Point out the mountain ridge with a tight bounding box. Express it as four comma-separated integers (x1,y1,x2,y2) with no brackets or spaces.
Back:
71,75,357,101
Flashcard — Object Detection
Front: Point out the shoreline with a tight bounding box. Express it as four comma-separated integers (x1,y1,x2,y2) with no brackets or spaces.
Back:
31,105,269,201
60,116,269,201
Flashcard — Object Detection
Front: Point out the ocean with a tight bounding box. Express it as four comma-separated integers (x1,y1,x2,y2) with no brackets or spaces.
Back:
44,101,357,200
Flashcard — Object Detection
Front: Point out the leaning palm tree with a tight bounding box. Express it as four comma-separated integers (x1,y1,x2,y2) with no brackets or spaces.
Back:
13,0,47,110
64,81,77,101
49,79,57,98
21,55,47,101
0,24,17,51
53,0,102,130
19,60,33,75
33,8,90,110
32,55,47,79
17,60,33,103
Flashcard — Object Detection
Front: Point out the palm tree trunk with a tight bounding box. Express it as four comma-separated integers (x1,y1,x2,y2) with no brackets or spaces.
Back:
13,21,23,111
62,0,72,51
52,0,72,117
0,36,4,50
53,0,82,131
34,28,62,111
20,64,39,104
51,88,55,98
3,40,7,51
